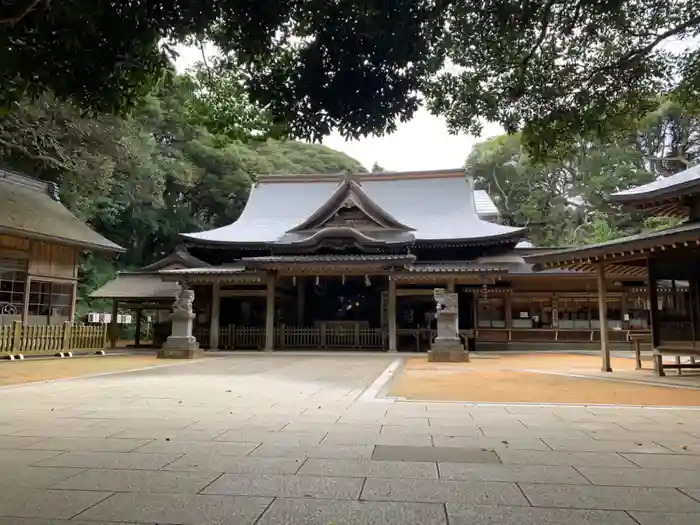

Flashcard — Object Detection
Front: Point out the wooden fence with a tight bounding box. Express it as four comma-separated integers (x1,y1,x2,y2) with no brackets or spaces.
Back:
0,321,107,356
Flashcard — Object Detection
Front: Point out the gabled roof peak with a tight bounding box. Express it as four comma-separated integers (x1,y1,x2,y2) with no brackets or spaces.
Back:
288,176,413,232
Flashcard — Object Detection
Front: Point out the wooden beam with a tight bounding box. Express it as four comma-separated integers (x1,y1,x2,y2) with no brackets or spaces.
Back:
597,263,612,372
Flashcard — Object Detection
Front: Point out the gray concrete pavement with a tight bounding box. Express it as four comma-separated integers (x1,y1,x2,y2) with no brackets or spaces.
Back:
1,353,700,524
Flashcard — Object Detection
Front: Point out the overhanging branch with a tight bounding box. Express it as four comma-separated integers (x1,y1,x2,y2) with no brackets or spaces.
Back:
0,0,44,26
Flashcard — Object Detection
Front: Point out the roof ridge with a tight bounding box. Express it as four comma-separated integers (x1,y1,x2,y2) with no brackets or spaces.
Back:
0,167,59,201
256,168,467,184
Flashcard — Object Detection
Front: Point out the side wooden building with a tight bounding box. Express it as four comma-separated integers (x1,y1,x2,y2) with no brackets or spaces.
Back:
0,168,123,327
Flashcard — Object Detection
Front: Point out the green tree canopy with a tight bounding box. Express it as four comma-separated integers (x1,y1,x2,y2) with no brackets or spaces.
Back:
0,71,365,311
467,100,697,246
3,1,700,155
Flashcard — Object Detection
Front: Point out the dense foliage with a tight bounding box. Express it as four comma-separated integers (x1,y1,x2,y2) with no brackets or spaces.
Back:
3,1,699,156
467,100,696,246
0,72,364,311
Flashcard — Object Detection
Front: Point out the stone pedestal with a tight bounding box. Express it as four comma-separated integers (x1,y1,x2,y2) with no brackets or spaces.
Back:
159,287,202,359
428,289,469,362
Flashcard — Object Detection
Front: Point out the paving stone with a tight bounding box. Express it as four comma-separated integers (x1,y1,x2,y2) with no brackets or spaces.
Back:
215,430,327,446
0,448,65,466
321,432,433,447
163,454,305,474
585,430,700,442
52,468,221,493
438,463,590,484
90,417,198,429
73,491,272,524
498,449,638,467
381,424,481,437
10,426,123,438
202,473,363,499
108,427,226,441
23,437,151,452
361,477,529,505
629,511,700,525
372,445,501,463
621,453,700,470
446,504,638,525
520,483,700,512
577,467,700,488
35,450,182,470
131,439,259,455
617,423,700,433
0,518,138,525
250,444,374,459
431,435,550,451
654,441,700,455
0,488,112,520
0,436,47,449
256,497,447,525
542,438,670,454
480,426,589,439
680,488,700,501
0,466,85,488
298,458,438,479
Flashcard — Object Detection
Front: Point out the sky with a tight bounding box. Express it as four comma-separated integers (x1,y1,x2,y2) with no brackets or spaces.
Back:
174,44,501,172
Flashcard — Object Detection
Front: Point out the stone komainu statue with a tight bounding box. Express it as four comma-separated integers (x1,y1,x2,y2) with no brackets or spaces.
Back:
173,283,194,315
434,288,457,316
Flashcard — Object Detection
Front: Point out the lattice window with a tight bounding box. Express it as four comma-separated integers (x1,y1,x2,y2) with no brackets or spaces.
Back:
0,256,28,315
28,281,73,320
477,297,505,328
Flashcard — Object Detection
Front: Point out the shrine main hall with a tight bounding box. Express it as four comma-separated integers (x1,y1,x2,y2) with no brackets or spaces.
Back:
93,168,667,352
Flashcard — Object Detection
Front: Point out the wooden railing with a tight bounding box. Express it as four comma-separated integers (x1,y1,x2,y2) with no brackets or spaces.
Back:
208,325,385,350
277,325,383,349
0,321,107,356
475,328,648,343
215,325,266,350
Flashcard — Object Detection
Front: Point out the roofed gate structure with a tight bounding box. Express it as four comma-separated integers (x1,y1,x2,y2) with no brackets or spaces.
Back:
93,168,671,353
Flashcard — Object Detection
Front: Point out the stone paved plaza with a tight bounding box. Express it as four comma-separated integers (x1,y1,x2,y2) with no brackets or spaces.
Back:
1,353,700,524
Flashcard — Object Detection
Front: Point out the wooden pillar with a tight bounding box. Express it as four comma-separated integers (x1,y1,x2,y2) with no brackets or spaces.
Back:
690,278,698,343
296,277,305,325
22,275,31,325
597,263,612,372
70,281,77,323
134,308,142,348
209,282,221,350
647,258,663,375
265,273,276,351
505,293,512,328
109,299,119,349
388,276,397,352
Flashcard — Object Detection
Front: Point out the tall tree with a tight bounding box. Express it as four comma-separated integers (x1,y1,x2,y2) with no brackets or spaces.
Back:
0,70,367,312
466,100,697,246
4,1,700,155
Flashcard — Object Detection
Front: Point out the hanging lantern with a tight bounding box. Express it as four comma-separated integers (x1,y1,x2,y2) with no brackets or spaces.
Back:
365,275,371,287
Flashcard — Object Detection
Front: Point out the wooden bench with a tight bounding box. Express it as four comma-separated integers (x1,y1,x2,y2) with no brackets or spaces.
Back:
653,343,700,376
627,331,652,370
